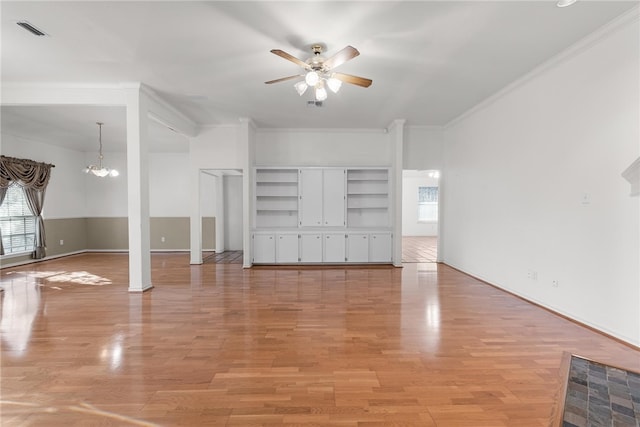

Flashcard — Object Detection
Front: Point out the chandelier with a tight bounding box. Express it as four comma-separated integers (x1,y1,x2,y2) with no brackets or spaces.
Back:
85,122,119,177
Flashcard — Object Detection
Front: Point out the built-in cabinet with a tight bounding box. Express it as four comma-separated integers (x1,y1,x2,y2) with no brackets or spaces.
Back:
300,233,323,262
252,231,392,264
253,233,275,264
299,169,346,227
253,166,392,264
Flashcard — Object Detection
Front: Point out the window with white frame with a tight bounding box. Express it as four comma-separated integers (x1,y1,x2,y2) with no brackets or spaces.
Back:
418,186,438,222
0,183,36,255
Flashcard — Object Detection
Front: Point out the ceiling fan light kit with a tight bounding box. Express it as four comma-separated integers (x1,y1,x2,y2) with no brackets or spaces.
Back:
266,44,372,102
557,0,578,7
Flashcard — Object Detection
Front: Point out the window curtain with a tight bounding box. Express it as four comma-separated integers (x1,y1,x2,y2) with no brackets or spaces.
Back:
0,187,6,256
0,155,54,259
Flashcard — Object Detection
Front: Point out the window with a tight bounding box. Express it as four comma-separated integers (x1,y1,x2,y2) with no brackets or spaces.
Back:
0,183,36,255
418,186,438,222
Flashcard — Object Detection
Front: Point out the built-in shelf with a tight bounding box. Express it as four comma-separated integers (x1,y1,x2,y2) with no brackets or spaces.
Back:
346,168,389,228
255,168,299,228
253,167,392,262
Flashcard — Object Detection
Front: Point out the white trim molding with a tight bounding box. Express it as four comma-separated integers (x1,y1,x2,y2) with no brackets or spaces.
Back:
622,157,640,197
445,5,640,129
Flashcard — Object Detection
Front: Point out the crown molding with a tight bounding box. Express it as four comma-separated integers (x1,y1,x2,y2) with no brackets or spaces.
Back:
621,157,640,197
255,127,388,134
445,5,640,129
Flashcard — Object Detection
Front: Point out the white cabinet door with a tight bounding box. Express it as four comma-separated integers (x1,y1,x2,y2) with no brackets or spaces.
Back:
369,233,392,263
253,234,275,263
300,233,323,263
346,233,369,263
299,169,323,227
323,233,346,263
323,169,345,226
276,234,299,263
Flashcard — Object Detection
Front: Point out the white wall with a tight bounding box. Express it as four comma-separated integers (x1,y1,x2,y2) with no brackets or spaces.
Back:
224,175,243,250
149,152,215,217
190,125,243,170
403,126,444,170
2,133,86,219
443,18,640,346
84,151,128,217
402,171,439,236
84,151,203,218
255,129,391,166
2,132,205,219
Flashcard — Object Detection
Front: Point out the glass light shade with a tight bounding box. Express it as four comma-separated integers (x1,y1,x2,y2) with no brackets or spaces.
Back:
305,71,319,86
85,165,118,178
315,86,328,101
327,77,342,94
92,168,110,177
294,81,308,96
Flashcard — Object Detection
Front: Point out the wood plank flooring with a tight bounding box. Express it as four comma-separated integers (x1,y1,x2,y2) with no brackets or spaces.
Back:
1,253,638,426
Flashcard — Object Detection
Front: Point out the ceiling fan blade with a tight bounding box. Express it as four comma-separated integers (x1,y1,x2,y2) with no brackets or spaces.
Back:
323,46,360,70
332,72,372,88
270,49,309,69
265,75,302,84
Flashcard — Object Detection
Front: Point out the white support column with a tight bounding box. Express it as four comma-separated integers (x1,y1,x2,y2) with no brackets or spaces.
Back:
215,175,225,253
239,118,255,268
388,119,406,267
436,170,445,263
126,86,152,292
190,168,203,264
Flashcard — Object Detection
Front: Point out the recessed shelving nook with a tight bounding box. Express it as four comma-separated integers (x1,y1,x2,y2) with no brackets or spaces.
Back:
252,166,392,265
346,169,389,228
255,168,299,228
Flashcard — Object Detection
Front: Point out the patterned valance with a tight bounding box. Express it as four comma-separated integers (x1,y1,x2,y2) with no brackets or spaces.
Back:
0,155,55,190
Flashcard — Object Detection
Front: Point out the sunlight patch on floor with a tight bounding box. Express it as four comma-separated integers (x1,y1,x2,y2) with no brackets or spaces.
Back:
2,270,112,286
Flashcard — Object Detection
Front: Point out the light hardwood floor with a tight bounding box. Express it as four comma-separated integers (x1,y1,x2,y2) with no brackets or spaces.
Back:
1,253,638,426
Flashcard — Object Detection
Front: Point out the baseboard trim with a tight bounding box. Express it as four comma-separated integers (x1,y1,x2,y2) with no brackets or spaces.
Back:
443,263,640,352
1,249,218,269
0,250,87,269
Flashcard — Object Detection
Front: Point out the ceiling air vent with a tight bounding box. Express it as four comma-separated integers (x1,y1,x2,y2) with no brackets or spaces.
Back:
17,21,48,36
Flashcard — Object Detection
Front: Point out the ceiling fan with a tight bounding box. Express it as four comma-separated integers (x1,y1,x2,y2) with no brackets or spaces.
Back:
265,44,372,102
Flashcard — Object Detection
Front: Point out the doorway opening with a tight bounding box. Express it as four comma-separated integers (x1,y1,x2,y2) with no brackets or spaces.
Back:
200,169,244,264
401,170,440,263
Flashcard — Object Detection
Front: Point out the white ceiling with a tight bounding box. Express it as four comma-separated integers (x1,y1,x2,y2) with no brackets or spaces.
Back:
1,1,637,150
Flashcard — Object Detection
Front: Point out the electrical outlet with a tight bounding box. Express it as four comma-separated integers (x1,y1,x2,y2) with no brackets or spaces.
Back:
527,270,538,281
161,237,165,243
552,280,559,288
59,239,64,246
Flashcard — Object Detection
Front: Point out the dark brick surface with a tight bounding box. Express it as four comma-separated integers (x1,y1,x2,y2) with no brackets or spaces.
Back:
563,356,640,427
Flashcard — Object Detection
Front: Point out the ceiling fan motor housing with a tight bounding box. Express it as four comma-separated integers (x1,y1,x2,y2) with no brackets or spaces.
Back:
307,45,326,71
